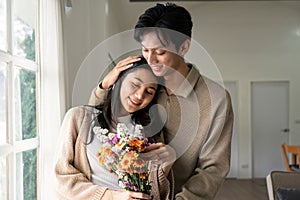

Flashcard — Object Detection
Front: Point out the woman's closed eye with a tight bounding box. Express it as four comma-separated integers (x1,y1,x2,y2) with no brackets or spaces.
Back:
131,82,155,95
146,89,155,95
131,82,139,88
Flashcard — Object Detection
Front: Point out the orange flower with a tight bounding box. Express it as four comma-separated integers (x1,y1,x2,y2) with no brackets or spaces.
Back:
98,155,105,165
123,151,138,161
133,158,145,168
103,147,113,155
119,157,131,171
97,146,114,166
129,138,146,152
139,172,149,179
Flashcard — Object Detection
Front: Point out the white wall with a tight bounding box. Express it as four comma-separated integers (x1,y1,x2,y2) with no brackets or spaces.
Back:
62,0,300,178
62,0,106,107
188,1,300,178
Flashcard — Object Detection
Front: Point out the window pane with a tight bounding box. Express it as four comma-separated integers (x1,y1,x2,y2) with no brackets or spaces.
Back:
13,0,36,61
0,0,7,51
16,149,37,200
0,156,6,200
0,62,6,145
14,67,36,141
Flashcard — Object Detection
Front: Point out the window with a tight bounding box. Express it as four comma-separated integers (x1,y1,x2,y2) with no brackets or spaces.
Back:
0,0,39,199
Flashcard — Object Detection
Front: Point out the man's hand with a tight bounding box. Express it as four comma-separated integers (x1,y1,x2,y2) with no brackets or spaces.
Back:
101,56,141,89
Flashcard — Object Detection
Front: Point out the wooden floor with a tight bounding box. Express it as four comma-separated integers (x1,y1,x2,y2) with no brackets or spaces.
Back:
215,178,269,200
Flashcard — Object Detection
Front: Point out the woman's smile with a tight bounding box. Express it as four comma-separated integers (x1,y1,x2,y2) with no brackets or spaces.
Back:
128,96,142,106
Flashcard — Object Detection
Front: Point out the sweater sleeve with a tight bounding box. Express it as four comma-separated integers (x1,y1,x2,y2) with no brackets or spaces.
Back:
54,107,107,200
150,165,175,200
149,131,175,200
88,82,109,106
175,92,234,200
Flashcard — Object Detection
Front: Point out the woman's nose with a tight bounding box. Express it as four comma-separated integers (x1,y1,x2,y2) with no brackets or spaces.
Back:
134,89,144,100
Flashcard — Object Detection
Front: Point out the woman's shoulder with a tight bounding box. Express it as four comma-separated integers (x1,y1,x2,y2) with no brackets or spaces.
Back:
63,105,99,131
65,105,97,120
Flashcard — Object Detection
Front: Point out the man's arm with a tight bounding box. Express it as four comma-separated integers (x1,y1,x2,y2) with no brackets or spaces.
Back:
88,82,109,106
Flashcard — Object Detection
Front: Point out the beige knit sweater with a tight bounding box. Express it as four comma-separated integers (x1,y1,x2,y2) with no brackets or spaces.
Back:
54,106,174,200
89,64,234,200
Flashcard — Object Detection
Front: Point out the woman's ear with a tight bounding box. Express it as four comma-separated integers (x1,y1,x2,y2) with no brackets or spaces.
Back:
178,39,190,57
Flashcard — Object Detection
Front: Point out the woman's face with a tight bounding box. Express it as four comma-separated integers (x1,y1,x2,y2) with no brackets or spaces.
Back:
120,68,158,114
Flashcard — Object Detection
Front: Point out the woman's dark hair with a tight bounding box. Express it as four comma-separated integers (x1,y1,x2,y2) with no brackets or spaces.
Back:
94,57,164,139
134,3,193,50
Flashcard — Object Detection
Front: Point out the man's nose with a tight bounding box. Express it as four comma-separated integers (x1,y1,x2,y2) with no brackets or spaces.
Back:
147,51,157,65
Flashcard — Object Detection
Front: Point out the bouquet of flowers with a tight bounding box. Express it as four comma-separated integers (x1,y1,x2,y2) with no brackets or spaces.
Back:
93,123,152,194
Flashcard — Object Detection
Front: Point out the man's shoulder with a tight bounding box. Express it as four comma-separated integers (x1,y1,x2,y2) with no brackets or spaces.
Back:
189,66,226,93
189,64,229,102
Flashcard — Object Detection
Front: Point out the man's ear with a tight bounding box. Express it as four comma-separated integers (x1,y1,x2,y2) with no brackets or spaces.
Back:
178,39,190,57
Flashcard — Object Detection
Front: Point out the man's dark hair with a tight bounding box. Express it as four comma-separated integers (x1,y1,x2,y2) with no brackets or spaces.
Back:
134,3,193,50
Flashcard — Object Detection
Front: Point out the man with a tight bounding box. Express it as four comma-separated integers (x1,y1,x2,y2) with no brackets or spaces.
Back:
89,3,233,199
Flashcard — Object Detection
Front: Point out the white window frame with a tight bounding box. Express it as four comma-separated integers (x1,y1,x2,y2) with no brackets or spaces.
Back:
0,0,40,199
1,0,66,199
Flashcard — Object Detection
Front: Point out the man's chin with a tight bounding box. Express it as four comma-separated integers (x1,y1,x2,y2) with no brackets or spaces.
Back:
151,68,165,77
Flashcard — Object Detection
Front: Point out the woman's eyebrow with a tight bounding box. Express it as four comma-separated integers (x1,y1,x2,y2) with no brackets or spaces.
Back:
134,77,144,83
134,77,157,91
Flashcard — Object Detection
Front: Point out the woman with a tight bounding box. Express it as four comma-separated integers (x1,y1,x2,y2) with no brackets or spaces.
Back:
54,57,175,200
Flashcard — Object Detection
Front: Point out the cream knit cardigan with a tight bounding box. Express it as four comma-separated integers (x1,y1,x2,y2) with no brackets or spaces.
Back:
54,106,174,200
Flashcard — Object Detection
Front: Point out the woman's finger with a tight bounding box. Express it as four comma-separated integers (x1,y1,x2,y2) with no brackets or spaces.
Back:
141,144,176,165
128,191,151,199
143,143,164,153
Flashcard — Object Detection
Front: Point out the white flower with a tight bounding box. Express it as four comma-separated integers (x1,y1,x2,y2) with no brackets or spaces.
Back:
119,137,129,144
112,143,124,153
123,175,128,181
93,126,109,135
93,126,102,134
125,146,130,152
117,123,129,138
108,132,115,140
101,128,109,135
133,124,144,137
96,134,108,143
118,180,125,188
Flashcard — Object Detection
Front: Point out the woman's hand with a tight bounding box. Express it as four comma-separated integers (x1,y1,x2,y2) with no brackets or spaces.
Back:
101,56,141,89
142,143,176,175
102,189,151,200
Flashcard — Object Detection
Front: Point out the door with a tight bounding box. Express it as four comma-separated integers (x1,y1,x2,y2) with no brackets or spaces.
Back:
224,81,238,178
252,81,289,178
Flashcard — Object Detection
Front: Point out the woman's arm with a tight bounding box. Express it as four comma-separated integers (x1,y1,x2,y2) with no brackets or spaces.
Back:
54,107,107,199
55,107,153,200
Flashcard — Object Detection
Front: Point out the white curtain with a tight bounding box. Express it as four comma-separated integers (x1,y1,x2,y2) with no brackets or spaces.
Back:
39,0,66,198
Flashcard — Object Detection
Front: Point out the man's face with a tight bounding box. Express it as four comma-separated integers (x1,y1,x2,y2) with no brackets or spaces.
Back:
141,31,183,78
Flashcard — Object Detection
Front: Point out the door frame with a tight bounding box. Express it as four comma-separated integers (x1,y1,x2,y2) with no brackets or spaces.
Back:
251,80,290,178
224,80,239,178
